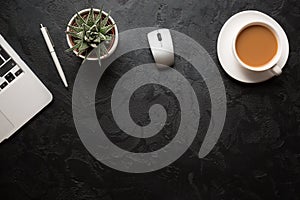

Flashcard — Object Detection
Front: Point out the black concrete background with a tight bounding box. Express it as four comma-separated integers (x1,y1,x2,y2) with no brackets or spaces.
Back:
1,0,300,200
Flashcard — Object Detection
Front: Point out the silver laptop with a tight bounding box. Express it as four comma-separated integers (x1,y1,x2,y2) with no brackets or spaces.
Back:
0,34,52,143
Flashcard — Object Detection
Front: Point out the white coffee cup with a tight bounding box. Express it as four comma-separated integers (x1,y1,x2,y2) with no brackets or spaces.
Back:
232,21,282,76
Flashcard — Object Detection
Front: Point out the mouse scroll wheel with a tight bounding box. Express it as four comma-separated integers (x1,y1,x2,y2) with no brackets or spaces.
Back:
157,33,162,41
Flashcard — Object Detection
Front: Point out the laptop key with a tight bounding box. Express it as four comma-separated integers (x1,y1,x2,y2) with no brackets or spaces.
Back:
0,81,8,89
0,59,16,77
15,69,23,76
5,72,15,83
0,58,3,66
0,46,10,60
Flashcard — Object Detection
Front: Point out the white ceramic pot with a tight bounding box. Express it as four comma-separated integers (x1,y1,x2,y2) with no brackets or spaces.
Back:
66,8,118,60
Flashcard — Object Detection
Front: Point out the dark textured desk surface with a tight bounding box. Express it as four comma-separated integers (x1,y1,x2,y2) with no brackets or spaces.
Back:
1,0,300,200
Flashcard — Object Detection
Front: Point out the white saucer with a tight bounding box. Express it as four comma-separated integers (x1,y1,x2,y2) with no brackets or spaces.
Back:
217,10,289,83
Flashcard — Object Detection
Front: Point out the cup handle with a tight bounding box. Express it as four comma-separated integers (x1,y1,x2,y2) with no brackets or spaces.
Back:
269,64,282,76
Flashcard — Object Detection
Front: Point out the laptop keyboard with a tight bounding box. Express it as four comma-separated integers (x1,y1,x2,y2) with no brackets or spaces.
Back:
0,45,23,92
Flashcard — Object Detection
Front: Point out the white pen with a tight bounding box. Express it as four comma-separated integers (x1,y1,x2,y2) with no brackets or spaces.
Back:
40,24,68,88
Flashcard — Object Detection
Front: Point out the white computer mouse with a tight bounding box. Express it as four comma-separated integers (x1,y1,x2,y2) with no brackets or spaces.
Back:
147,29,174,68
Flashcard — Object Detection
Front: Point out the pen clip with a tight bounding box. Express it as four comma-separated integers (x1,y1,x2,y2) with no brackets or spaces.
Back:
45,27,55,48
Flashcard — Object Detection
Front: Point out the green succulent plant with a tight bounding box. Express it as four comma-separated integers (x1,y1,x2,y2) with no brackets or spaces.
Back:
66,7,115,58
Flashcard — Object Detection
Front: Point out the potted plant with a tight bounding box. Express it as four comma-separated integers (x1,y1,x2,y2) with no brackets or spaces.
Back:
66,7,118,60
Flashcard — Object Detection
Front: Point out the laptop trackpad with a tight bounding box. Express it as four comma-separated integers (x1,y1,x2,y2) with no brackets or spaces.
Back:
0,111,14,142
